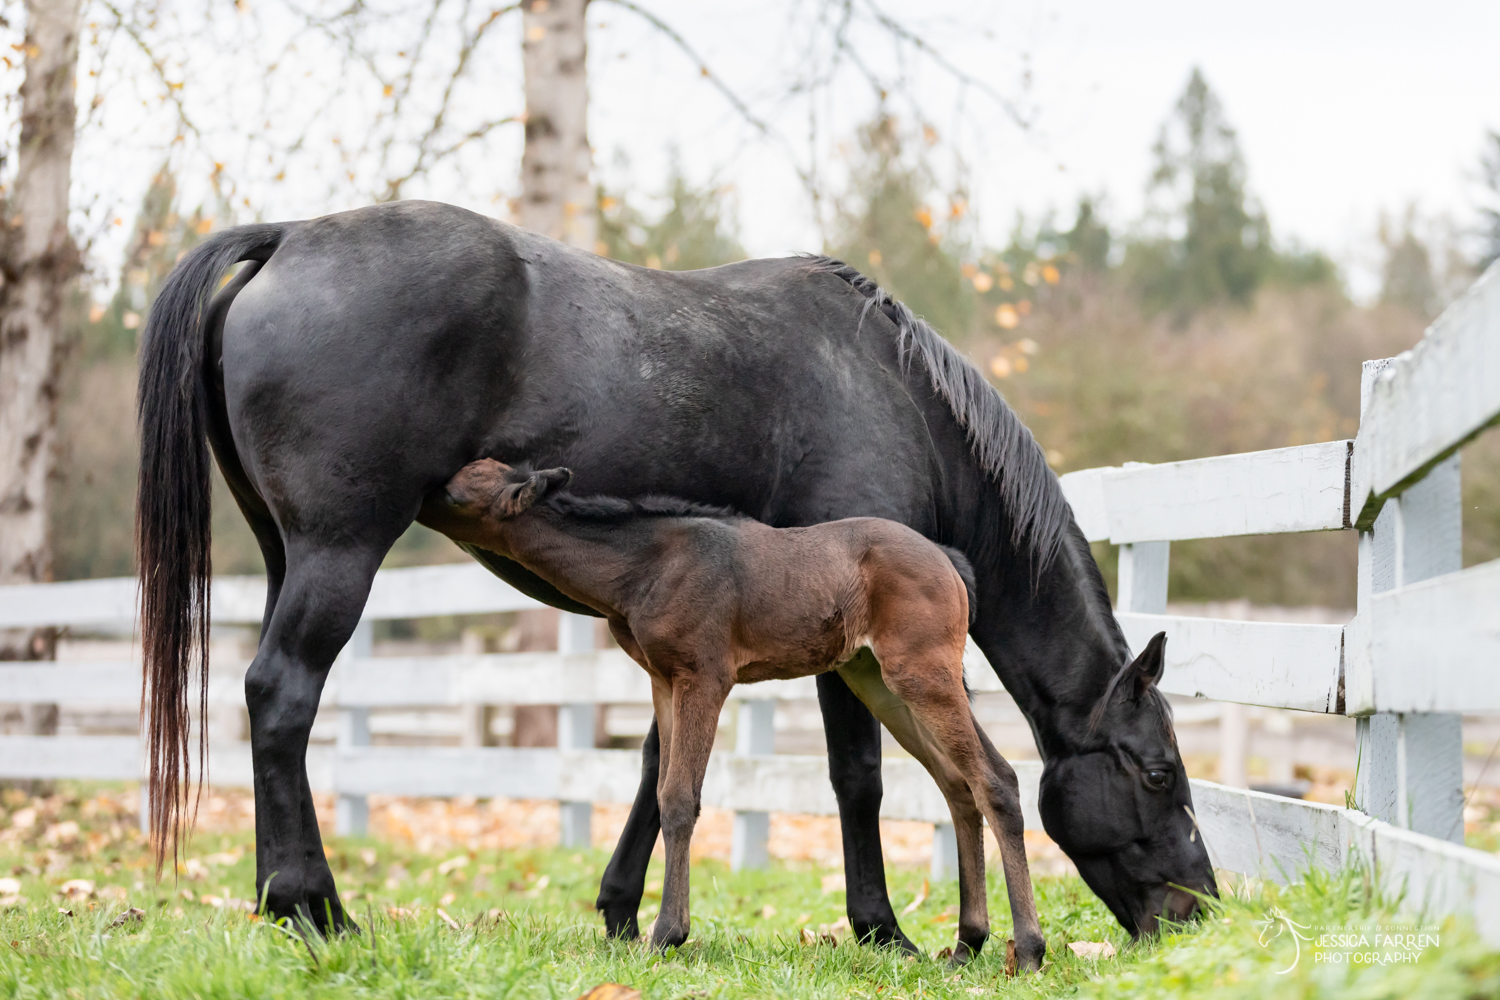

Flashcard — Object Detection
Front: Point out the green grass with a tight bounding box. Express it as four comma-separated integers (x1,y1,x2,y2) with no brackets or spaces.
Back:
2,787,1499,998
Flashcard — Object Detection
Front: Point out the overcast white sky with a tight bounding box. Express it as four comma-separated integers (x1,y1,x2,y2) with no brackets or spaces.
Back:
58,0,1500,301
581,0,1500,295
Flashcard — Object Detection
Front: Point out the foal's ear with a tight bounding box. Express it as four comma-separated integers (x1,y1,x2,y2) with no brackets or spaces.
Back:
1128,631,1168,699
494,467,573,517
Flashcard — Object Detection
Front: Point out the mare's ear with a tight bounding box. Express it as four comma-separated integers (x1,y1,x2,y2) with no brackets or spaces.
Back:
494,467,573,517
1128,631,1167,699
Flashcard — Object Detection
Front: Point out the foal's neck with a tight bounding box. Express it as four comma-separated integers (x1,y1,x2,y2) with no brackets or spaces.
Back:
487,507,648,616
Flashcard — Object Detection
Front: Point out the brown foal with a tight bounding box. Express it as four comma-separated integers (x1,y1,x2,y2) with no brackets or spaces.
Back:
418,459,1045,968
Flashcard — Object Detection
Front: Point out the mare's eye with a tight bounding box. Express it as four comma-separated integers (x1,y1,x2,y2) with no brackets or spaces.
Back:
1143,769,1171,791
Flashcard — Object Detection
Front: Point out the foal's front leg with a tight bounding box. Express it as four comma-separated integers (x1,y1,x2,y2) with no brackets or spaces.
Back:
650,670,731,951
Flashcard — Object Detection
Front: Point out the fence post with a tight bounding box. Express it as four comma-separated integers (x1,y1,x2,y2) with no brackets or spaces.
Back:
335,619,373,836
557,612,596,848
1354,454,1464,841
731,698,775,871
931,821,959,881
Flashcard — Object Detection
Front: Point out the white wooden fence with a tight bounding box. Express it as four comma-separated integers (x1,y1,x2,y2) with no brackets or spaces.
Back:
2,261,1499,940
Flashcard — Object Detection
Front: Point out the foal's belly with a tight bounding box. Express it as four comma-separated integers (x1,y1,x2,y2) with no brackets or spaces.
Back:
733,638,873,686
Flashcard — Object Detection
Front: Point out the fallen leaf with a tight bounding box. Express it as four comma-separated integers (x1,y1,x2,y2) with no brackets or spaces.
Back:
109,907,145,927
0,878,19,896
760,904,776,919
436,907,460,931
1005,938,1018,976
58,879,94,900
820,873,845,894
574,985,641,1000
899,879,929,916
1067,940,1116,960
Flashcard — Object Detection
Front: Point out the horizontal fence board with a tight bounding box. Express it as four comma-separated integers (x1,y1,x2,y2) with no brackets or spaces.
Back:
1191,780,1347,882
1118,613,1344,713
0,563,545,630
1351,261,1500,526
1101,442,1351,544
1347,813,1500,944
0,736,142,781
0,663,253,707
334,746,557,799
1057,467,1114,543
1347,557,1500,713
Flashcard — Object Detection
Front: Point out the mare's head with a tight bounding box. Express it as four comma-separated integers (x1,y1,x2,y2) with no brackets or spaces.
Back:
1038,631,1217,936
441,459,573,521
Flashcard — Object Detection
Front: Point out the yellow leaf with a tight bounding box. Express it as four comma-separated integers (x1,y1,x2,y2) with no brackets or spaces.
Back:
383,84,393,97
990,355,1012,377
971,272,993,293
913,207,933,230
526,24,546,42
867,250,882,267
994,304,1019,330
1042,264,1060,285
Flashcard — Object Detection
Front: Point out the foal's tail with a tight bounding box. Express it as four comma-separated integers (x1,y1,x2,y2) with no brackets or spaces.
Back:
136,224,283,874
938,545,979,626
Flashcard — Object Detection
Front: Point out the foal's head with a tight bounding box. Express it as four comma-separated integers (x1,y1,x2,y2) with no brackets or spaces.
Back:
441,459,573,522
1038,632,1218,936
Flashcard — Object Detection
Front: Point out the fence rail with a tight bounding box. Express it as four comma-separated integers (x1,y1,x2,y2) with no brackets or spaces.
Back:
3,260,1499,940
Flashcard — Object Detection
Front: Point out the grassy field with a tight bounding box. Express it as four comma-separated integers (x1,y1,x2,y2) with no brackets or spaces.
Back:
2,785,1499,999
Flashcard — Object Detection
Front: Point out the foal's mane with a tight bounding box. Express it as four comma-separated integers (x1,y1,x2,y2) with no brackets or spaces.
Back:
804,256,1072,571
542,490,744,525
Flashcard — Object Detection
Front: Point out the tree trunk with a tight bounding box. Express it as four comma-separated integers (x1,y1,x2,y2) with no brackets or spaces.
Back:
518,0,596,251
0,0,84,746
515,0,597,746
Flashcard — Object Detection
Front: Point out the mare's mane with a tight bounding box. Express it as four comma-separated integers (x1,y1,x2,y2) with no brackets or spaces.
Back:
803,256,1072,572
542,490,744,525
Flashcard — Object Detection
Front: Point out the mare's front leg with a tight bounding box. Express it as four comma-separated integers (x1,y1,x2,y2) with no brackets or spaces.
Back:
596,620,661,938
650,669,731,951
816,666,918,953
246,543,384,931
597,719,661,937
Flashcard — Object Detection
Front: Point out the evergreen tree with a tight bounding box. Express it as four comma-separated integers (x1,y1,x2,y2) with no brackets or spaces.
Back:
1379,207,1439,318
828,115,970,339
1127,68,1273,315
597,162,746,271
1481,130,1500,271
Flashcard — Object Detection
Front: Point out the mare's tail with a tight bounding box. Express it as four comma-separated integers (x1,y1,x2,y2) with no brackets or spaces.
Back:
938,545,979,626
135,224,283,873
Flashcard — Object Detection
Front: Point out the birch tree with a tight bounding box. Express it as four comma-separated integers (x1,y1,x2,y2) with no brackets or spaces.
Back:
518,0,594,250
0,0,83,736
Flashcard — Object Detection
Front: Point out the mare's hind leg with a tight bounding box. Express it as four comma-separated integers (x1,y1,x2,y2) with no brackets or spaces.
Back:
875,643,1046,972
245,539,388,931
837,652,990,964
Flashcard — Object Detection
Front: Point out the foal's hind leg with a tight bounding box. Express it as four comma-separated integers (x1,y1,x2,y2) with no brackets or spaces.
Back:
648,666,733,951
837,653,990,964
877,646,1046,971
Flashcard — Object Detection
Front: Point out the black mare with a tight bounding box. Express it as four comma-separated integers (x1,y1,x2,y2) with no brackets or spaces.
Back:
136,200,1214,945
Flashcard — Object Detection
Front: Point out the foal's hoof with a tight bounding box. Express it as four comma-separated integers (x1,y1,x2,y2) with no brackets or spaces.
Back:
1006,936,1046,975
650,920,688,952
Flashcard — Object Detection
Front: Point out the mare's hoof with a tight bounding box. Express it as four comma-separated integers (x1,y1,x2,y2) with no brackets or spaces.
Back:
855,921,921,956
262,892,356,936
597,905,641,941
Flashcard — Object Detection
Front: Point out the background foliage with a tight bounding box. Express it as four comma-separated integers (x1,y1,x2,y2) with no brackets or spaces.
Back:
50,70,1500,609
